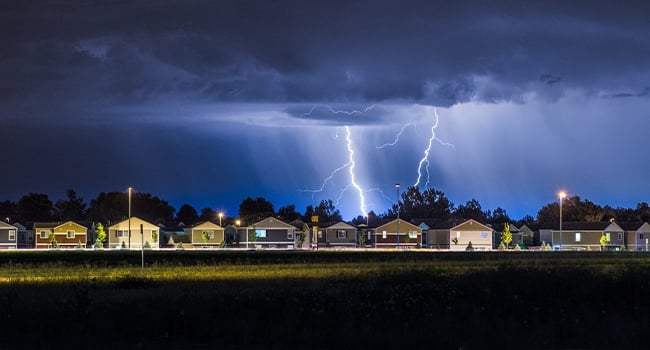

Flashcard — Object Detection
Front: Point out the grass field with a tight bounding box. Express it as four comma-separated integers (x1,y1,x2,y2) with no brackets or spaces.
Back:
1,250,649,349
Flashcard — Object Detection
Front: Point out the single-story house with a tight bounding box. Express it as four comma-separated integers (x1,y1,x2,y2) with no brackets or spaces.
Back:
33,221,88,249
426,219,494,251
186,221,224,247
243,217,296,248
620,222,650,251
374,219,422,248
108,217,159,249
321,221,358,247
539,221,625,251
0,221,18,249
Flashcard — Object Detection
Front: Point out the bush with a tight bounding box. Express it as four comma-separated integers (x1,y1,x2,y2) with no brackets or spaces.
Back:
465,241,474,251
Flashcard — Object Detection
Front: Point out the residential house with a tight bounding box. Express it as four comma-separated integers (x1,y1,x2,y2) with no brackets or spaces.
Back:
0,221,18,249
374,219,422,248
620,222,650,251
33,221,88,249
321,221,357,247
108,217,159,249
12,222,31,248
186,221,224,247
519,224,535,246
426,219,493,251
539,221,625,250
243,217,296,248
159,222,187,248
357,224,375,248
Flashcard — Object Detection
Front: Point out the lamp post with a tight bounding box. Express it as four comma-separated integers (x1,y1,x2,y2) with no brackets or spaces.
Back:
395,183,400,250
128,187,132,249
558,191,567,250
236,220,241,247
218,212,223,227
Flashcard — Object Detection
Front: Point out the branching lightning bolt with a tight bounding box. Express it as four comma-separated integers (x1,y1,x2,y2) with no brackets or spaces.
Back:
414,108,455,189
376,123,413,149
300,105,372,217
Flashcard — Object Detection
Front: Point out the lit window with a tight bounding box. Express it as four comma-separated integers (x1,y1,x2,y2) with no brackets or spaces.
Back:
575,232,581,242
255,229,267,238
67,230,75,239
287,231,294,240
8,230,15,241
456,231,461,239
606,233,611,242
408,231,417,239
337,230,347,239
382,231,387,239
480,232,488,239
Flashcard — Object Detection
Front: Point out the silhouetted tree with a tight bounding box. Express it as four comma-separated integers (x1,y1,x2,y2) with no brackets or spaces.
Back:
176,204,199,224
88,191,174,224
17,193,54,223
303,200,342,223
486,207,511,228
277,204,301,222
452,199,488,222
199,207,216,222
55,189,87,221
0,200,17,223
388,186,453,221
239,197,275,223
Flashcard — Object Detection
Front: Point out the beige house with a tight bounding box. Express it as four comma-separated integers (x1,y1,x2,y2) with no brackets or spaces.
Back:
427,219,493,251
374,219,422,248
108,217,159,249
540,221,625,250
33,221,88,249
186,221,224,247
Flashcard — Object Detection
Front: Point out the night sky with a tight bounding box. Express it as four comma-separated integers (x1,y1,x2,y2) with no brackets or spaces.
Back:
2,1,649,221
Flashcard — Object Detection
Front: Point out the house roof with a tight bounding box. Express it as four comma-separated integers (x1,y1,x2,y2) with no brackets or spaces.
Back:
33,221,87,230
559,221,622,231
0,221,17,229
617,221,649,231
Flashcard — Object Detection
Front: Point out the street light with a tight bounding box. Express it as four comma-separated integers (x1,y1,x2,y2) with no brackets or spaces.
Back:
218,212,223,227
128,187,132,249
395,183,400,249
558,191,567,250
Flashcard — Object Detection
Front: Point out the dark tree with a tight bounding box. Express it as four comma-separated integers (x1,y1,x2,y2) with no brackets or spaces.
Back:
0,200,17,223
199,207,216,222
635,202,650,222
277,204,301,222
303,200,342,223
87,192,126,225
176,204,199,224
389,186,452,221
239,197,274,223
486,207,511,228
452,199,488,222
55,189,87,221
17,193,54,223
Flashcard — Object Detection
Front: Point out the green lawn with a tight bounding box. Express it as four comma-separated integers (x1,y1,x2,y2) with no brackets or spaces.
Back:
1,250,648,349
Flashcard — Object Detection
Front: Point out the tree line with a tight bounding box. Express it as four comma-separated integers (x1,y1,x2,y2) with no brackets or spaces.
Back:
1,187,649,229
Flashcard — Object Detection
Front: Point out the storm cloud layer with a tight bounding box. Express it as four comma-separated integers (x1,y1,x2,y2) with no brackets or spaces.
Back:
1,1,649,219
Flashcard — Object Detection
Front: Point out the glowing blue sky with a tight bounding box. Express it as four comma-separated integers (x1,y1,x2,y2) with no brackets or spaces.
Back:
1,1,649,220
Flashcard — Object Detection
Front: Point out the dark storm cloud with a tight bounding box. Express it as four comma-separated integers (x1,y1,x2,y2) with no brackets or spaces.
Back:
2,0,649,125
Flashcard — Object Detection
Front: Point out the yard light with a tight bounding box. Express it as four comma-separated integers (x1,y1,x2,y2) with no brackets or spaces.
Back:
218,212,223,227
558,191,567,250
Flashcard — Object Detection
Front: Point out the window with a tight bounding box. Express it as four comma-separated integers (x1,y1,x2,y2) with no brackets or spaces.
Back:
605,233,611,242
337,230,347,239
640,233,644,240
117,230,129,237
575,232,581,242
287,231,294,240
202,231,214,239
255,229,267,238
408,231,417,239
480,232,488,239
456,231,461,239
618,233,623,241
382,231,387,239
40,231,48,239
317,230,322,238
8,230,15,241
67,230,75,239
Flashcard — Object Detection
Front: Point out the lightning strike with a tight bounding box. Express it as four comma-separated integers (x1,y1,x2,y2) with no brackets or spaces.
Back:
300,105,372,217
414,108,454,189
376,123,413,149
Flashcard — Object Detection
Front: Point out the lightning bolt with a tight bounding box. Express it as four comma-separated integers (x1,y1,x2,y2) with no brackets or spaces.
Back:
376,123,413,149
300,105,372,217
414,108,455,189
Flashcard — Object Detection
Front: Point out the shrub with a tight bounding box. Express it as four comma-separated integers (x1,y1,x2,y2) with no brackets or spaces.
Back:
465,241,474,251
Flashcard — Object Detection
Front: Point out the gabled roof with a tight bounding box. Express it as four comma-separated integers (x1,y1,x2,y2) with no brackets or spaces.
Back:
250,216,295,229
33,221,87,230
416,218,481,230
559,221,623,231
449,219,493,233
187,221,223,230
324,221,356,230
375,219,422,232
108,217,159,229
617,222,650,231
0,221,17,229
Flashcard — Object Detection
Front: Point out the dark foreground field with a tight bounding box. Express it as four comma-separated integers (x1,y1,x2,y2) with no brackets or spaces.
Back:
1,250,649,349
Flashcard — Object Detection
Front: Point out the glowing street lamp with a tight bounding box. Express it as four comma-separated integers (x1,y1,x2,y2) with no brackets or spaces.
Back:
558,191,567,250
396,183,400,249
218,212,223,227
128,187,132,249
